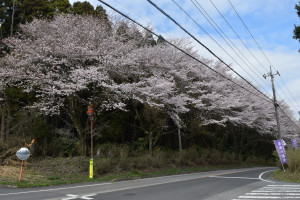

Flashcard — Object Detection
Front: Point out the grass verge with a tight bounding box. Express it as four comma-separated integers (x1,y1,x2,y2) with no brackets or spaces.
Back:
272,169,300,183
0,148,273,187
0,162,267,188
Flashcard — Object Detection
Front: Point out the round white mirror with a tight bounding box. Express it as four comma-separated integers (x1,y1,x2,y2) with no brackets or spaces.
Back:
16,147,30,161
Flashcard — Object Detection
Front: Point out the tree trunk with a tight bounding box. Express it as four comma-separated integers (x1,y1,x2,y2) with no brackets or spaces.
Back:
178,128,182,152
68,112,86,155
149,132,153,155
0,113,5,143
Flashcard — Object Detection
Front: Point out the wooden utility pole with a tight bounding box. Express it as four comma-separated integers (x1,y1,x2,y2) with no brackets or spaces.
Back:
263,66,281,139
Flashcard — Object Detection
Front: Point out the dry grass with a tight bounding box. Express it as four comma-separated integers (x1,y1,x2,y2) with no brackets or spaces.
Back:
0,148,272,187
0,165,45,184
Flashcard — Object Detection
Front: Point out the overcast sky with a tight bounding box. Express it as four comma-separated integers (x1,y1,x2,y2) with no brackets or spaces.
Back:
70,0,300,119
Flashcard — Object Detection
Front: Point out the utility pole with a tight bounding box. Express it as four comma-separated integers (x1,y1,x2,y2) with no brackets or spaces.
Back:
263,66,281,139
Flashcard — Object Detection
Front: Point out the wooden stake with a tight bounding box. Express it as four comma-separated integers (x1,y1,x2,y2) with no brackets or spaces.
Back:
281,162,286,173
19,160,24,182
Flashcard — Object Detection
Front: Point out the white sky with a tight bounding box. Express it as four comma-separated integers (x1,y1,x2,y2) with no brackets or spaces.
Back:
70,0,300,119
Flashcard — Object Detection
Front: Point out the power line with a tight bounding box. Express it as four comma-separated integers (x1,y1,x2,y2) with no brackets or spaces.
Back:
98,0,271,104
279,106,300,133
171,0,271,97
209,0,300,131
227,0,300,115
111,0,173,40
185,0,273,98
279,78,300,110
146,0,271,102
209,0,269,73
97,0,300,132
275,81,300,115
192,0,271,87
227,0,273,69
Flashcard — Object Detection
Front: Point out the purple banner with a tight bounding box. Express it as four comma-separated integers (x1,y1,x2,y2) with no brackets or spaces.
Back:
292,138,298,149
274,139,287,164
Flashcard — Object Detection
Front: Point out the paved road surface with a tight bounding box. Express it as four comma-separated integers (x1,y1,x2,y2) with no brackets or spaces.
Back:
1,167,298,200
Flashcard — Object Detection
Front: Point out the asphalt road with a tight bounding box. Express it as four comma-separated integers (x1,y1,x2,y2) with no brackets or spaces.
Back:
1,167,298,200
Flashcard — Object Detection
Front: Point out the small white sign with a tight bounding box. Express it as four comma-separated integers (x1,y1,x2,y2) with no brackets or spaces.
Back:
16,147,30,161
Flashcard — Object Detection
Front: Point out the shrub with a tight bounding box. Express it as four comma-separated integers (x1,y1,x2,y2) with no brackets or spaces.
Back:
45,137,80,157
286,148,300,172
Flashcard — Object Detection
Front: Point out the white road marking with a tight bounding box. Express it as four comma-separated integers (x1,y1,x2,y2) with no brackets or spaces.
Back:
234,185,300,200
253,191,300,192
0,167,273,198
258,169,276,183
238,196,281,199
245,193,300,195
62,194,96,200
264,186,300,188
62,194,79,200
0,183,111,196
78,194,96,200
209,176,259,180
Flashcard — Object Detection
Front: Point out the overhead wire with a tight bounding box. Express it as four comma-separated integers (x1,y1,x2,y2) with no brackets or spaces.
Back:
207,0,300,130
226,0,300,116
111,0,173,40
209,0,269,74
170,0,272,97
279,79,300,109
275,82,300,113
97,0,300,132
278,106,300,132
146,0,272,102
191,0,272,89
97,0,272,104
179,0,273,98
111,0,293,117
152,0,300,132
227,0,273,70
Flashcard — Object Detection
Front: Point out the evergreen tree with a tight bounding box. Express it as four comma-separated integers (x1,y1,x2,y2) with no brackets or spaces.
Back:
22,0,52,22
0,0,108,38
49,0,72,16
157,35,165,44
294,1,300,52
72,1,94,15
0,0,23,37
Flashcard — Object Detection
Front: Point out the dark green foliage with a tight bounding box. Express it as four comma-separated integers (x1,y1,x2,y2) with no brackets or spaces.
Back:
46,137,79,157
22,0,52,22
48,0,72,16
0,0,108,37
72,1,94,15
294,1,300,52
28,116,50,140
95,5,108,20
157,35,166,44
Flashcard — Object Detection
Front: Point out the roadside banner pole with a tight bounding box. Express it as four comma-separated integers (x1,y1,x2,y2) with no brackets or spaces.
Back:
274,139,287,172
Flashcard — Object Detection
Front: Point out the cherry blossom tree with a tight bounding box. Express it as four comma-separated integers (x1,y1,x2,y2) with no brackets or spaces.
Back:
2,12,299,156
1,15,148,153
